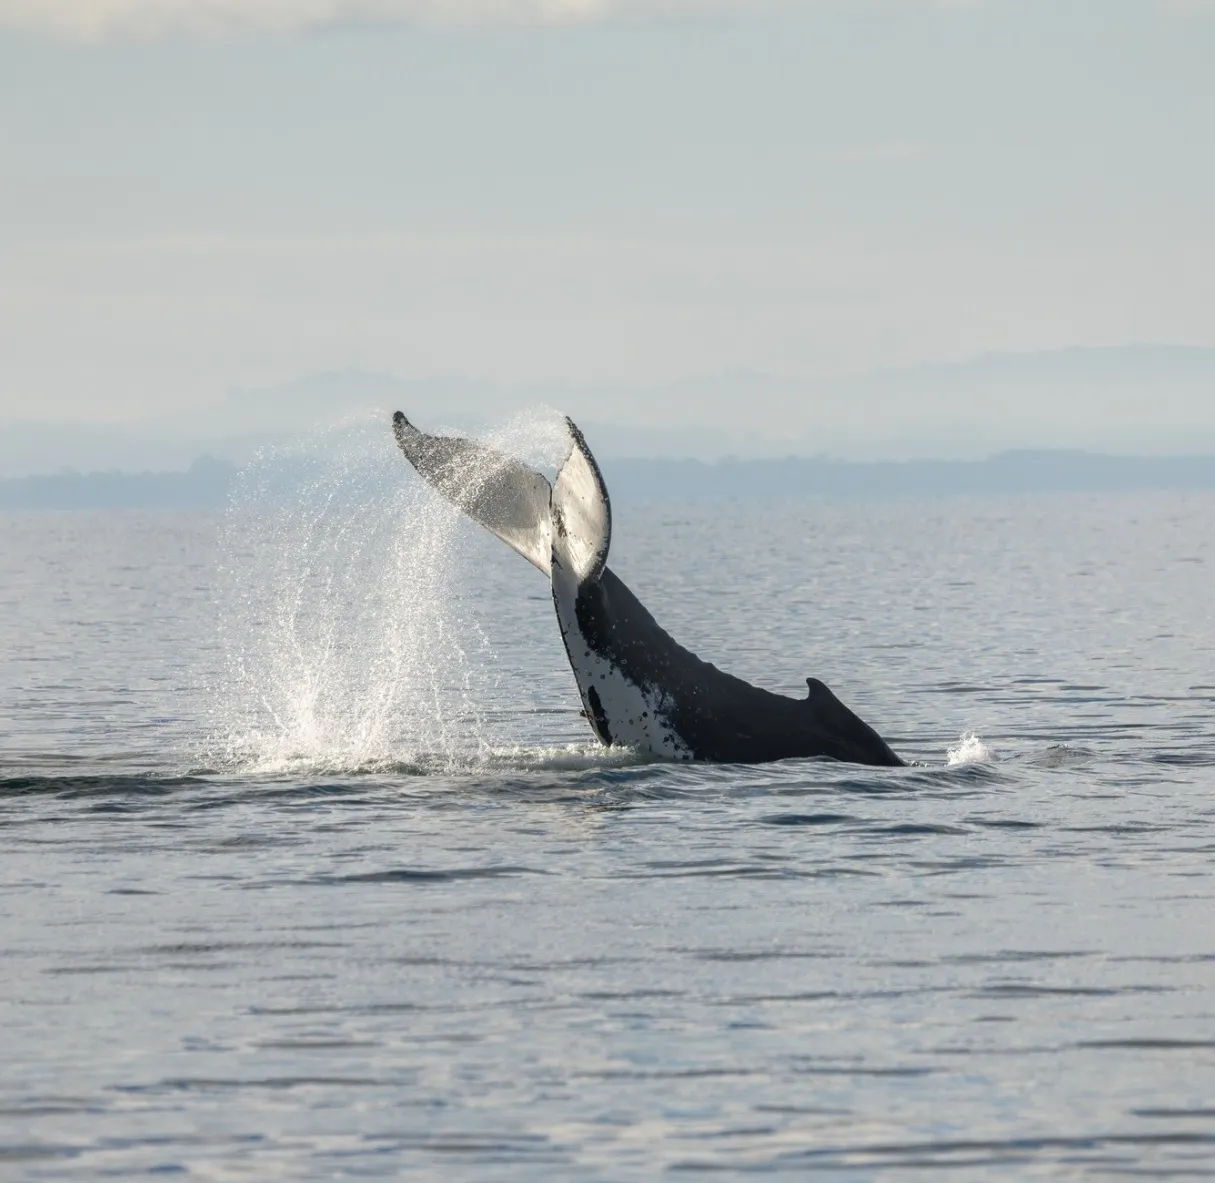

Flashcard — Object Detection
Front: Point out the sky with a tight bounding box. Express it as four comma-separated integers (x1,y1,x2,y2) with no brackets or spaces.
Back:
1,0,1213,455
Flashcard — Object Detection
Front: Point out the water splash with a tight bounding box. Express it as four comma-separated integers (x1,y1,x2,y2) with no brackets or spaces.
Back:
947,732,994,766
206,407,579,775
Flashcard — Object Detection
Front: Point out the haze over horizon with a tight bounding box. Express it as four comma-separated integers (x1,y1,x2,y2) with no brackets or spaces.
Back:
2,0,1213,467
3,345,1215,478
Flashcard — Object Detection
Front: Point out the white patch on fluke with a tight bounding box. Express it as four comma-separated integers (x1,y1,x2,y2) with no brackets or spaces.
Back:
393,412,554,575
551,418,611,586
947,732,993,766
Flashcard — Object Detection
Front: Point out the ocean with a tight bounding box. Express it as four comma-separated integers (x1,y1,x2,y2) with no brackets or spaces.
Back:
2,432,1213,1179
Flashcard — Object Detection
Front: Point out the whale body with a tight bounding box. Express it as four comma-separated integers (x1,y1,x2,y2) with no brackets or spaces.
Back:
393,412,902,767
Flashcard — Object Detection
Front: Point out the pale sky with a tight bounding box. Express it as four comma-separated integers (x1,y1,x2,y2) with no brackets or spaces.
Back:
1,0,1213,434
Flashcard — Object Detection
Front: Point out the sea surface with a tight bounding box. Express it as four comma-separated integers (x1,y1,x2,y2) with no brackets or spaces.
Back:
2,452,1214,1178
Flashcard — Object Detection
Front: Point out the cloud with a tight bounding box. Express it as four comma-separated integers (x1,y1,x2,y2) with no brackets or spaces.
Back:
0,0,763,39
4,0,1206,39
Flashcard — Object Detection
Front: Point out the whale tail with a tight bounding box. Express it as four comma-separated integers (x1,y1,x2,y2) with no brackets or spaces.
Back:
550,418,611,586
392,411,611,584
393,411,902,766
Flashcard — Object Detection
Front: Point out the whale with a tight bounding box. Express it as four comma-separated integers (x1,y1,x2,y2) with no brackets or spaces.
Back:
393,411,902,767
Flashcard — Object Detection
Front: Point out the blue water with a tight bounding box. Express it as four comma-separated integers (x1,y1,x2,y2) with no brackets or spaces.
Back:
2,478,1214,1179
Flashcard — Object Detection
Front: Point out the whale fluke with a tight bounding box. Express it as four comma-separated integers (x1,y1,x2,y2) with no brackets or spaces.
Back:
392,411,553,575
551,417,612,587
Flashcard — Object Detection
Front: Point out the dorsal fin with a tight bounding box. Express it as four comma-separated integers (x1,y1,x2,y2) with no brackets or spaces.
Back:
551,416,611,585
392,412,553,575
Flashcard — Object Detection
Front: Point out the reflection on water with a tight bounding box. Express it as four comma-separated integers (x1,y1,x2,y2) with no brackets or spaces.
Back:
1,474,1214,1178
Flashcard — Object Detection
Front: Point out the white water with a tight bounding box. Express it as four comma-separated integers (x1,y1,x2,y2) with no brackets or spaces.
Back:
208,410,580,775
947,731,994,766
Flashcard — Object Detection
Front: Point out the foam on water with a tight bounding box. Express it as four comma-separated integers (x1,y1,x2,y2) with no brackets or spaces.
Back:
206,407,576,775
947,731,994,765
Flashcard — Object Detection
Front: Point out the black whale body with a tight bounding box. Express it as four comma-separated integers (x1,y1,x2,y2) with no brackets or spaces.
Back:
573,566,903,766
392,410,903,767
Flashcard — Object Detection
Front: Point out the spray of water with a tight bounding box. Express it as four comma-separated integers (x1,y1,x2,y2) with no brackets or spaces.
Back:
947,732,994,766
205,407,595,776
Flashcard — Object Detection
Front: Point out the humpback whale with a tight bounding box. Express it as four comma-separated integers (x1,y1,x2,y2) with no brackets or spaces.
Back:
393,412,902,767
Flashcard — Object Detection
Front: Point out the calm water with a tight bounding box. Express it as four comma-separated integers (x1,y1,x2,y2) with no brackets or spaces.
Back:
2,478,1214,1179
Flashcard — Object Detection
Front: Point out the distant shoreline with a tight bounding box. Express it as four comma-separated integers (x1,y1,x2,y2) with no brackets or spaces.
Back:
2,451,1215,510
0,457,237,510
